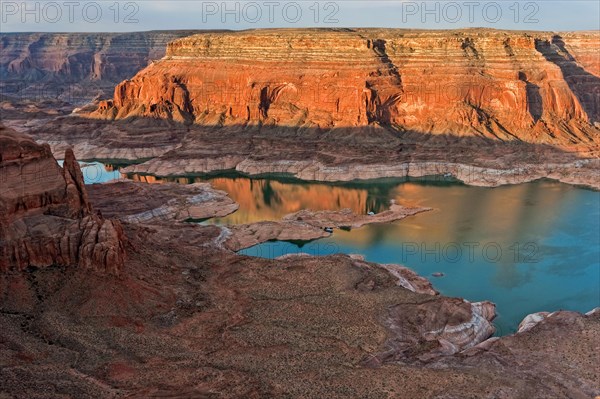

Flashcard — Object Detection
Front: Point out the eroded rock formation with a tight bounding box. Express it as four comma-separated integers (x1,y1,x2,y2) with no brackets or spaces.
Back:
0,125,125,274
367,298,497,365
376,261,438,296
94,28,599,148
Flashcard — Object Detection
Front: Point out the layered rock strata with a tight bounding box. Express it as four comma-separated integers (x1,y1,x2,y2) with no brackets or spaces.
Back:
0,31,202,103
119,133,600,189
94,28,600,149
87,180,238,223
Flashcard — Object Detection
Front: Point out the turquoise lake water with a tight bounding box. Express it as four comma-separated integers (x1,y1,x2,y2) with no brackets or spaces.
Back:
59,160,121,183
227,176,600,335
85,164,600,335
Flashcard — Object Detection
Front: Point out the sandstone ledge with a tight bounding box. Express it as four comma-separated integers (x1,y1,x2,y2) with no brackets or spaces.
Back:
282,203,431,229
87,180,238,224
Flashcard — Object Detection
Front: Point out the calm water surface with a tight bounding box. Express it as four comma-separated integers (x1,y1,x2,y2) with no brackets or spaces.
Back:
89,165,600,334
60,160,122,183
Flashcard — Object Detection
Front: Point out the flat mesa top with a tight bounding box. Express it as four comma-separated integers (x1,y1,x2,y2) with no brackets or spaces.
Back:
162,27,598,59
1,28,596,39
172,27,600,38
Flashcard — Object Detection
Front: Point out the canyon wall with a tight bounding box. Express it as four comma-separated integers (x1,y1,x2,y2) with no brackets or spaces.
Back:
0,31,201,103
0,125,125,274
95,28,599,148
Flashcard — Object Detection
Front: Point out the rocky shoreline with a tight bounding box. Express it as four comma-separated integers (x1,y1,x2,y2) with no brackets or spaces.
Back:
222,205,430,252
122,156,600,190
5,115,597,190
3,109,595,190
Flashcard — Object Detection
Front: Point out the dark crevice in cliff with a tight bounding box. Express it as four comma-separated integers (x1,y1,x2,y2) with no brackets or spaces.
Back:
364,38,404,126
461,38,480,59
503,40,544,125
535,36,600,123
175,79,194,118
518,72,544,123
259,87,271,119
503,39,515,57
371,39,402,86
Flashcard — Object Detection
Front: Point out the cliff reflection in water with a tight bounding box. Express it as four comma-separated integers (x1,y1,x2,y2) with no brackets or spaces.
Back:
127,173,402,224
125,172,600,333
126,172,570,247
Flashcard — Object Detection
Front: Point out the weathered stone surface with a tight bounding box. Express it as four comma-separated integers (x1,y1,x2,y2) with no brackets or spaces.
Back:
223,221,330,252
366,298,496,365
0,125,125,275
87,180,239,223
116,130,600,189
518,311,553,333
376,262,438,296
456,309,600,398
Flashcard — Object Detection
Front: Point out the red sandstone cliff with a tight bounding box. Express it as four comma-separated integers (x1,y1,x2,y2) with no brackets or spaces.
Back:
0,126,125,274
94,29,599,148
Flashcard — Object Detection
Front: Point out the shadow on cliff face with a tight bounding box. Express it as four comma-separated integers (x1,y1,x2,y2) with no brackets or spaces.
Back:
518,71,543,123
536,36,600,124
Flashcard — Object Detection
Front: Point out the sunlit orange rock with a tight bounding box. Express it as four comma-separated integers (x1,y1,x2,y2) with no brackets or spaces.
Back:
95,29,600,148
